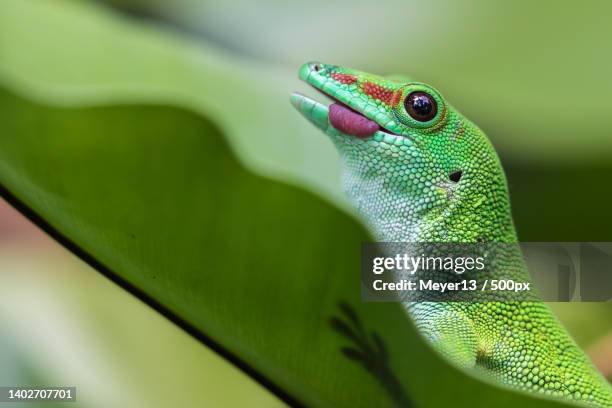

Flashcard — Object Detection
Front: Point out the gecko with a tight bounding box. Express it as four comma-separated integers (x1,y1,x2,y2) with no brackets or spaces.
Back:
291,61,612,407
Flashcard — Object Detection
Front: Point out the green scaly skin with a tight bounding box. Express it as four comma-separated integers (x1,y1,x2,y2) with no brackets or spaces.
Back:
291,62,612,407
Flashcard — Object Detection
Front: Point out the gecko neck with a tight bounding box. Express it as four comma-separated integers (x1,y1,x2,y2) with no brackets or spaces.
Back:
344,172,518,244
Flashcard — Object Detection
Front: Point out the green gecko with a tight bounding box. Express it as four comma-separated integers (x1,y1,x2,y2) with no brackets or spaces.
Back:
291,62,612,407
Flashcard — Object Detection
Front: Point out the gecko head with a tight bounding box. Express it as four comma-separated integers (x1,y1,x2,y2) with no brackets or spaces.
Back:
292,62,507,240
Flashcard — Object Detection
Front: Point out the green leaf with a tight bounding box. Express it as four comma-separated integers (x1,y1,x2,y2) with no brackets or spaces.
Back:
0,242,285,407
0,0,585,406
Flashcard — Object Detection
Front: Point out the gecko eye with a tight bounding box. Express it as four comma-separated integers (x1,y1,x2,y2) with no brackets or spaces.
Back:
404,92,437,122
394,84,444,128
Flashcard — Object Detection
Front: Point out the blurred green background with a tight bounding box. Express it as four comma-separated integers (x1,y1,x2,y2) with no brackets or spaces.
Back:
1,0,612,406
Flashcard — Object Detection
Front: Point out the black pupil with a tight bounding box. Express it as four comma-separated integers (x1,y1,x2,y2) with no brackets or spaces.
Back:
405,92,437,122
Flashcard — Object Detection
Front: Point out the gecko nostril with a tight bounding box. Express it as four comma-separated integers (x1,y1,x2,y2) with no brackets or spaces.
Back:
449,170,462,183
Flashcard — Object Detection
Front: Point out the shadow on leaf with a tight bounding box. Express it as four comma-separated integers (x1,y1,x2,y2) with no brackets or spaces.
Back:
330,302,412,407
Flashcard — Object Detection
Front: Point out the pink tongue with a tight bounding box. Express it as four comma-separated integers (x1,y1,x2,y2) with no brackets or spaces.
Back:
329,103,379,138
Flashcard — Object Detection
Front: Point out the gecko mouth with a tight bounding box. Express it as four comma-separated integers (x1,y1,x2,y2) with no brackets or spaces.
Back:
292,86,396,139
292,62,399,139
328,102,380,138
293,81,381,138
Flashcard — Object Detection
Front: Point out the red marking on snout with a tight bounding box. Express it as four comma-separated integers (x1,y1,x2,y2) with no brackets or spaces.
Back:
331,72,357,84
391,90,403,107
362,82,395,105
